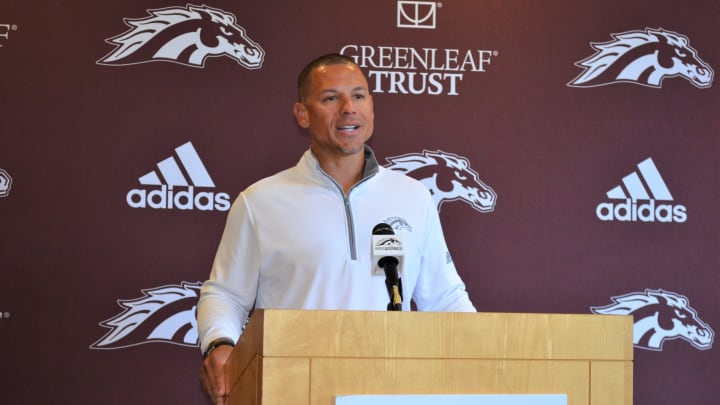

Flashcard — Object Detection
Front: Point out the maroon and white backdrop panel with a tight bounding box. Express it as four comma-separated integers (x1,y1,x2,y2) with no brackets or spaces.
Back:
1,1,717,404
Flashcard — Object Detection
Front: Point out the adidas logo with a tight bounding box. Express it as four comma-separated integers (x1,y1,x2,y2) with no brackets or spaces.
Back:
126,142,231,211
596,158,686,223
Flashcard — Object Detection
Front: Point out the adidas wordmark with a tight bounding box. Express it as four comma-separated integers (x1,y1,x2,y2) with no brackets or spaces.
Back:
126,142,231,211
596,158,687,223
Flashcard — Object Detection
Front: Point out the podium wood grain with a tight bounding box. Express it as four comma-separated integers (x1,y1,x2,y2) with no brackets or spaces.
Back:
225,310,633,405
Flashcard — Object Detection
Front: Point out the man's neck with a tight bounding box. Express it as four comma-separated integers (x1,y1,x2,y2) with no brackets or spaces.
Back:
313,148,366,194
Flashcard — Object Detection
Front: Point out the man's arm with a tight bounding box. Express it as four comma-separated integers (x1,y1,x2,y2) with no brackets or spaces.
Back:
197,194,261,401
197,194,260,351
413,195,476,312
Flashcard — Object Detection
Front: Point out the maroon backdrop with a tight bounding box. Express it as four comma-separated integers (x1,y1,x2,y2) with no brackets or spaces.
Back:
1,1,717,404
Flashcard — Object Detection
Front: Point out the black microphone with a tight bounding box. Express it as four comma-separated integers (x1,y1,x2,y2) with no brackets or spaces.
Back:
372,223,404,311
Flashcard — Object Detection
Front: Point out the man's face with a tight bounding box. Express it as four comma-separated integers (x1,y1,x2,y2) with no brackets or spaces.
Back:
294,63,374,160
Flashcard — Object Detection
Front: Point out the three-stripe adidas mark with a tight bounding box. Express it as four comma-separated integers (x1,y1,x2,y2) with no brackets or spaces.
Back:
138,142,215,188
126,142,231,211
596,157,687,223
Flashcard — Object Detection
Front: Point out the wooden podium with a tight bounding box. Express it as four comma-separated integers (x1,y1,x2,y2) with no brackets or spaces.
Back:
225,310,633,405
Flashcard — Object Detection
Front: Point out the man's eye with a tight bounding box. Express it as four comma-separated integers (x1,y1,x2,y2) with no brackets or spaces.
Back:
324,96,336,102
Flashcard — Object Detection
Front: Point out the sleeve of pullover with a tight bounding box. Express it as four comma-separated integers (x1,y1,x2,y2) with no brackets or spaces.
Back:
196,193,261,352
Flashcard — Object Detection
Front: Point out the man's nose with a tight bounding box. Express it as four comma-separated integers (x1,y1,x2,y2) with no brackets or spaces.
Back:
340,96,356,114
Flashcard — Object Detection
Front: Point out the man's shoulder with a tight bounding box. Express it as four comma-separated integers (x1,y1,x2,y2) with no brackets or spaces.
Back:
244,166,299,195
372,166,434,202
377,165,428,188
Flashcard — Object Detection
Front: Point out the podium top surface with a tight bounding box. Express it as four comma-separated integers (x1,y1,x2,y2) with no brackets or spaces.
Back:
234,310,633,361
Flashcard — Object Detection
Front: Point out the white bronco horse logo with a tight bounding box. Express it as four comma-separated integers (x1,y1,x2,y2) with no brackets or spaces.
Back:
384,150,496,213
568,28,713,89
591,289,714,351
91,282,201,349
98,4,264,69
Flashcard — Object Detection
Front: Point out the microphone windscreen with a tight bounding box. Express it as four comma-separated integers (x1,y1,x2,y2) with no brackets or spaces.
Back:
372,223,394,235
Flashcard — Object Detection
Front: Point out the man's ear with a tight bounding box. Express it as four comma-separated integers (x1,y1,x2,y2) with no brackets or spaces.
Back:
293,102,310,128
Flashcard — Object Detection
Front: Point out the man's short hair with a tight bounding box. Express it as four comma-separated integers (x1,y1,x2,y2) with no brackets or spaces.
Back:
297,53,361,102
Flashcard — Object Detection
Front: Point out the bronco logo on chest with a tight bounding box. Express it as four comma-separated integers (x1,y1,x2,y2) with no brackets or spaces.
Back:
98,4,264,69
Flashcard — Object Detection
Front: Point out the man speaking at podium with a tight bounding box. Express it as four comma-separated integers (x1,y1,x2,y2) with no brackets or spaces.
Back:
197,53,476,404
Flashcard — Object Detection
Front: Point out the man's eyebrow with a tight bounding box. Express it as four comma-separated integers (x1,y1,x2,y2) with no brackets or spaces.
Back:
320,86,370,94
320,85,368,93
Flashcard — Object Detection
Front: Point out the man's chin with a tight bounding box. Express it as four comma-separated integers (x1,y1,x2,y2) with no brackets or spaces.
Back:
339,144,365,156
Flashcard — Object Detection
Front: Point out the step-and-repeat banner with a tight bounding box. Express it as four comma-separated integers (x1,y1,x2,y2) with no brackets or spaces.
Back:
1,1,717,403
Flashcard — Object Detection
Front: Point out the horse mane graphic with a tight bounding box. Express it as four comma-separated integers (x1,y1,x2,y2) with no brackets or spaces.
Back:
90,281,202,349
97,4,264,69
384,150,497,213
591,289,714,351
568,28,713,89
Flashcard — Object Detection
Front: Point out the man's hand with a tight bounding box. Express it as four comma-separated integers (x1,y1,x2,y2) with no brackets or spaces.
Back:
199,345,234,405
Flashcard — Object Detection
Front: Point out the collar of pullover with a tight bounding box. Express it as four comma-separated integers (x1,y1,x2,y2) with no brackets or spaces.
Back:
304,145,380,186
